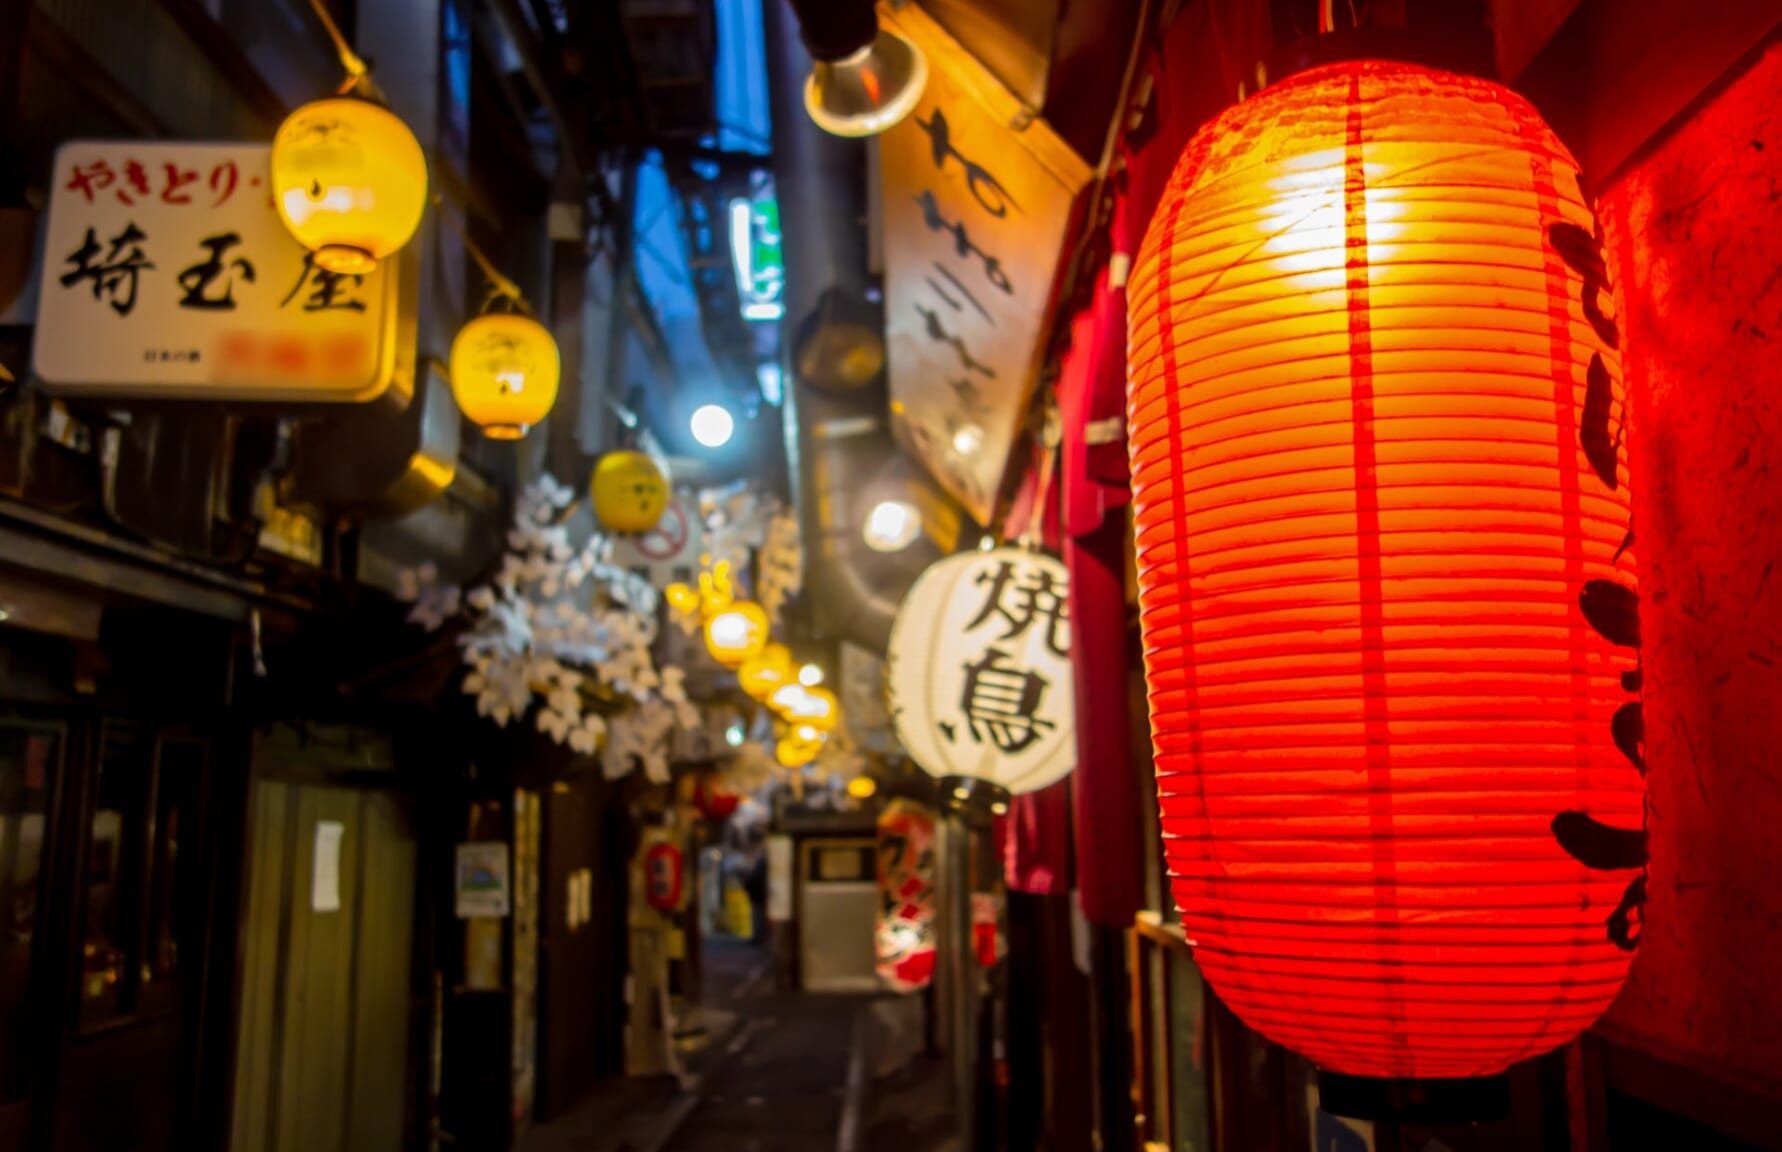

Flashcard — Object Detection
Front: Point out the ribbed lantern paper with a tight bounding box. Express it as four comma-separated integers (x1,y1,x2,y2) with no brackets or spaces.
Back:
1126,60,1645,1080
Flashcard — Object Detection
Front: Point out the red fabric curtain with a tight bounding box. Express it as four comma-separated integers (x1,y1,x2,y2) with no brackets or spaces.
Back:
993,464,1074,897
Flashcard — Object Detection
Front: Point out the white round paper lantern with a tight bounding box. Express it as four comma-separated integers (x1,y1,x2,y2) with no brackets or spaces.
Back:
887,547,1075,795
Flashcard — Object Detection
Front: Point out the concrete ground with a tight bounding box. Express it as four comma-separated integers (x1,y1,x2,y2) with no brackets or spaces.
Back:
518,936,959,1152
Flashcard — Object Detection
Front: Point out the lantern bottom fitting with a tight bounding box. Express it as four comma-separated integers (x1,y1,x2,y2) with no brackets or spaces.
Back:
314,243,379,276
481,423,528,440
1318,1071,1511,1125
936,775,1010,827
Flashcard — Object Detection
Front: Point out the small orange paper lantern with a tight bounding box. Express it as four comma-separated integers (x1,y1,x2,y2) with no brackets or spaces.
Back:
271,97,428,275
450,313,561,439
705,601,770,668
776,728,824,769
1127,60,1642,1081
739,643,795,701
770,684,840,733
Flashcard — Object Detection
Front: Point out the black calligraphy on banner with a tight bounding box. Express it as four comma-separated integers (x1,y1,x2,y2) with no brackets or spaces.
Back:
282,252,367,312
915,191,1013,296
949,376,990,419
177,232,256,310
915,108,1020,219
60,224,154,316
915,303,993,378
1545,170,1646,953
926,263,992,325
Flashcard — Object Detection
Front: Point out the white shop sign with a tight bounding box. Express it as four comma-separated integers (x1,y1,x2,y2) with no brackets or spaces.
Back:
33,140,401,403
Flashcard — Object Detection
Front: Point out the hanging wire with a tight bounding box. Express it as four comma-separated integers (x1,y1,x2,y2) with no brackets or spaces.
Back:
304,0,367,86
305,0,385,99
1017,404,1063,553
431,194,531,314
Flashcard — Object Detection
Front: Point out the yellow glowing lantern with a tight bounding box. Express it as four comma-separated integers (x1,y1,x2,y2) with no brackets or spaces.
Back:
704,601,770,668
665,582,702,617
271,97,428,275
770,684,840,733
738,643,795,701
592,451,669,534
777,729,824,769
449,313,561,439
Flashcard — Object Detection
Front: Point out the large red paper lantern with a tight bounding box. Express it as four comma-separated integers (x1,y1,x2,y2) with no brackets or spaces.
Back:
1126,59,1644,1081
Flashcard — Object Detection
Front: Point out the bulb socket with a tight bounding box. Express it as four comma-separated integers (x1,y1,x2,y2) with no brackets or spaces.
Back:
787,0,879,63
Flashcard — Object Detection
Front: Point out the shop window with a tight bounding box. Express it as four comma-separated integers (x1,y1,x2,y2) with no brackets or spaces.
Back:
0,723,57,1103
76,724,207,1029
79,723,150,1026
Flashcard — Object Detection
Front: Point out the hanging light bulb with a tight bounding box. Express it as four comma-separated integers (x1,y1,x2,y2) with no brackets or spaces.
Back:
787,0,927,138
449,312,560,439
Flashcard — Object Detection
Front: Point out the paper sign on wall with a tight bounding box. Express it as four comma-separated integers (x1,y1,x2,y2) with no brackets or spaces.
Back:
455,841,511,918
766,834,793,923
312,821,344,914
609,492,704,588
33,141,401,402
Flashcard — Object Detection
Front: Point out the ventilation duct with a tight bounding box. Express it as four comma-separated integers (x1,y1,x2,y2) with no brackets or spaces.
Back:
766,0,952,653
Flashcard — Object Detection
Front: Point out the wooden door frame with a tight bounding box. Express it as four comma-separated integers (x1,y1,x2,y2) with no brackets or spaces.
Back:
0,711,71,1152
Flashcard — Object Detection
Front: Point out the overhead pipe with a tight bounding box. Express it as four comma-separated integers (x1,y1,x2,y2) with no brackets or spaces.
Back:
766,0,915,653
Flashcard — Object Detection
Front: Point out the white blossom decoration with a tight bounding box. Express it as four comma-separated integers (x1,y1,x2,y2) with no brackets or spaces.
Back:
397,475,700,775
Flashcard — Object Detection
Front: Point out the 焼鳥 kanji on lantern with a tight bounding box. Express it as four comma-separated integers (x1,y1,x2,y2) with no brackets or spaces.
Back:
1125,59,1644,1081
888,547,1076,796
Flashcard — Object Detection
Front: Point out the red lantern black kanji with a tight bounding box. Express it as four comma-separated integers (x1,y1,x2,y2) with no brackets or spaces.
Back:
1126,60,1644,1080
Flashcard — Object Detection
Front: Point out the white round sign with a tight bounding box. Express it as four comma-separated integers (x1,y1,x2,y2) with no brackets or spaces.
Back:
887,547,1075,794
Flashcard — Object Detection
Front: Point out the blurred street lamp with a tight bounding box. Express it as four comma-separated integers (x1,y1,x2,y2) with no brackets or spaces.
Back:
691,403,736,448
863,498,920,552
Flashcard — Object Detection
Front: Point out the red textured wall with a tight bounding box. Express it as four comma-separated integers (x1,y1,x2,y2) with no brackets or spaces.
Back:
1597,39,1782,1096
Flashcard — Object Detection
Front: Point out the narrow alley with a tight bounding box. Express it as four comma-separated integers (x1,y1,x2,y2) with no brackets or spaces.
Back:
0,0,1779,1151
